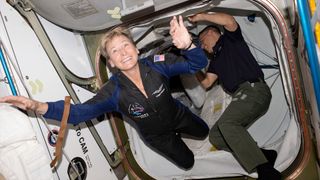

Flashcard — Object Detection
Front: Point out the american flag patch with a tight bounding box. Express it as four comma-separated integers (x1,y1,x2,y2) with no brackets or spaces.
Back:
154,54,165,62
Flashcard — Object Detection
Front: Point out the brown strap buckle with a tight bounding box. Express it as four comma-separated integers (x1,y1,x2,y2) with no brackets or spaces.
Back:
50,96,71,168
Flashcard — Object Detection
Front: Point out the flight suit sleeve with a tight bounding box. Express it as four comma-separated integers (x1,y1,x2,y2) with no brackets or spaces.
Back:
147,45,207,77
44,82,118,125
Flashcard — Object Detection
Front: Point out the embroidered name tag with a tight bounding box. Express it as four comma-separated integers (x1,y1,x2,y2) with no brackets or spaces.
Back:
154,54,165,62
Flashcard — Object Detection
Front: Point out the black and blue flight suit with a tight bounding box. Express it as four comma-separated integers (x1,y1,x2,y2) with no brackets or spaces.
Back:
44,46,209,169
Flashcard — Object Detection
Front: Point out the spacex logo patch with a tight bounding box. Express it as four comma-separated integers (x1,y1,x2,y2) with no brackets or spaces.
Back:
152,83,165,97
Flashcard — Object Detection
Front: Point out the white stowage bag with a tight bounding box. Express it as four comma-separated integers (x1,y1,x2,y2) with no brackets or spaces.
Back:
180,74,206,109
181,85,231,156
0,103,53,180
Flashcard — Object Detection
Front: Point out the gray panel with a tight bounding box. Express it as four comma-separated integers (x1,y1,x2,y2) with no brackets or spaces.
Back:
26,0,196,31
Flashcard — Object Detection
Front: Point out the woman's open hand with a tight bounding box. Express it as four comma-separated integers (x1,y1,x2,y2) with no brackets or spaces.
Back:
170,16,192,50
0,95,48,115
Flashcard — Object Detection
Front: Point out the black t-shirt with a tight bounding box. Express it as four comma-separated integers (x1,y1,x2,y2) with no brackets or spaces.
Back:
207,25,264,93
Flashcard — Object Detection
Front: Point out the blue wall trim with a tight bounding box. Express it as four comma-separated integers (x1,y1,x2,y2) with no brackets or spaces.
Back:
0,48,17,96
297,0,320,115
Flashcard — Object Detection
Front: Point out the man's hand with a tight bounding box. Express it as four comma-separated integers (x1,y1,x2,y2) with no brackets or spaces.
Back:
196,72,218,90
188,13,205,23
188,12,238,32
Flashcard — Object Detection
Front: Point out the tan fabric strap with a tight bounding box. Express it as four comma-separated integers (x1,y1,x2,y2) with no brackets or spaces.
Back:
50,96,71,168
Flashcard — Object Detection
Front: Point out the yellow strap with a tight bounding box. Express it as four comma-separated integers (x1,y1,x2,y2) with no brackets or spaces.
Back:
309,0,320,48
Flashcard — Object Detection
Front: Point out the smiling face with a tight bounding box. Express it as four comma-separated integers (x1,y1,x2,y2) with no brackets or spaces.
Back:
105,35,139,72
99,26,139,73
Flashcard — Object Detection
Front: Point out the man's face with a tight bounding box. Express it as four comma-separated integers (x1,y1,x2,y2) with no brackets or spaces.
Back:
199,28,220,54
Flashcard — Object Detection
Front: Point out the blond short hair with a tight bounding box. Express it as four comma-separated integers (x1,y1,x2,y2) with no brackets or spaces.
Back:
99,26,135,59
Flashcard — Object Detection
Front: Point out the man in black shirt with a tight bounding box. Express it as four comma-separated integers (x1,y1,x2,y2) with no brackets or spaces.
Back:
189,12,281,180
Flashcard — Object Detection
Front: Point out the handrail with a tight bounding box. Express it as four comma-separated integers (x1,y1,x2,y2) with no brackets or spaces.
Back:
297,0,320,115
